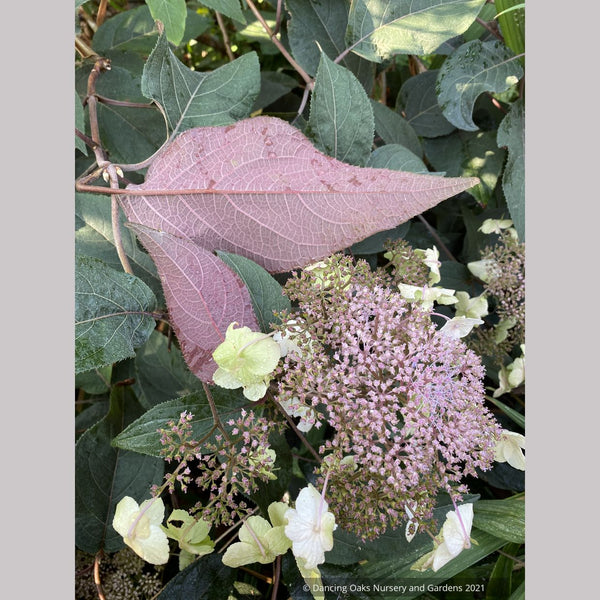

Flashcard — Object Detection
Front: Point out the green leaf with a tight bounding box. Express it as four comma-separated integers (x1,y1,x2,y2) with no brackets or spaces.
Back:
156,552,236,599
473,497,525,543
436,39,524,131
307,51,374,166
397,70,455,138
495,0,525,58
112,389,247,456
507,580,525,600
216,251,292,332
486,542,521,600
75,399,110,442
76,366,113,395
286,0,375,87
198,0,246,25
141,30,260,134
252,71,300,112
75,192,163,302
486,395,525,429
423,130,506,205
497,97,525,240
371,100,422,157
75,387,164,554
75,91,88,155
146,0,187,46
75,61,167,165
134,330,205,409
439,261,480,295
75,256,157,374
367,144,429,174
350,222,411,255
355,528,505,599
346,0,487,62
92,5,159,54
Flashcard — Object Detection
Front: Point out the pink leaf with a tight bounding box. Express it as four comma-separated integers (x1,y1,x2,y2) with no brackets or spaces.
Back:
121,116,479,381
127,223,258,382
121,116,478,273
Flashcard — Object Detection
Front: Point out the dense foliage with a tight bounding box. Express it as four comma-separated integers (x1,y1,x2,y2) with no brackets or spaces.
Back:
75,1,525,599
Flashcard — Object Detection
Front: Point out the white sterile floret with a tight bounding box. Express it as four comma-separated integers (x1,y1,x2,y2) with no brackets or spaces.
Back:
433,503,474,572
415,246,441,285
410,503,474,573
398,283,457,311
221,502,292,568
439,316,484,339
494,430,525,470
405,502,418,543
479,218,514,235
278,397,316,432
493,346,525,397
273,319,308,360
284,484,337,569
212,322,281,401
454,291,488,320
467,259,498,284
112,496,170,565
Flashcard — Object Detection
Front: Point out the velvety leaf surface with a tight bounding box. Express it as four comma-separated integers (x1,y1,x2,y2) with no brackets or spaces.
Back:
156,553,236,599
121,116,477,274
75,256,157,374
367,143,429,174
112,389,247,457
197,0,246,25
252,70,299,112
371,100,422,156
134,330,205,409
308,52,374,166
75,387,164,554
127,223,258,382
146,0,187,46
216,251,291,333
286,0,375,88
436,39,524,131
141,30,259,134
397,70,456,138
75,192,163,301
497,97,525,240
92,4,159,54
473,497,525,543
346,0,487,62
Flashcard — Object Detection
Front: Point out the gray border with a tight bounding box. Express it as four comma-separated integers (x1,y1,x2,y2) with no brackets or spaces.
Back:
526,1,598,597
4,2,74,597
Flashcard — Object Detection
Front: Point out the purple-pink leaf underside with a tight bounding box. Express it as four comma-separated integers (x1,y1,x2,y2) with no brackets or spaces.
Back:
128,223,258,382
121,116,479,273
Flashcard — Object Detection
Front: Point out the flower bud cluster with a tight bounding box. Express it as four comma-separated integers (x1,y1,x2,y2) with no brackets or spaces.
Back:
277,255,501,541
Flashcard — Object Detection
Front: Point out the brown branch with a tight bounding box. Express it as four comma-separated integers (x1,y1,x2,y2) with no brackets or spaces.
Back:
93,552,107,600
476,16,504,41
215,12,235,61
244,0,313,89
269,392,321,463
96,0,108,27
417,214,458,262
202,382,231,442
271,555,282,600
